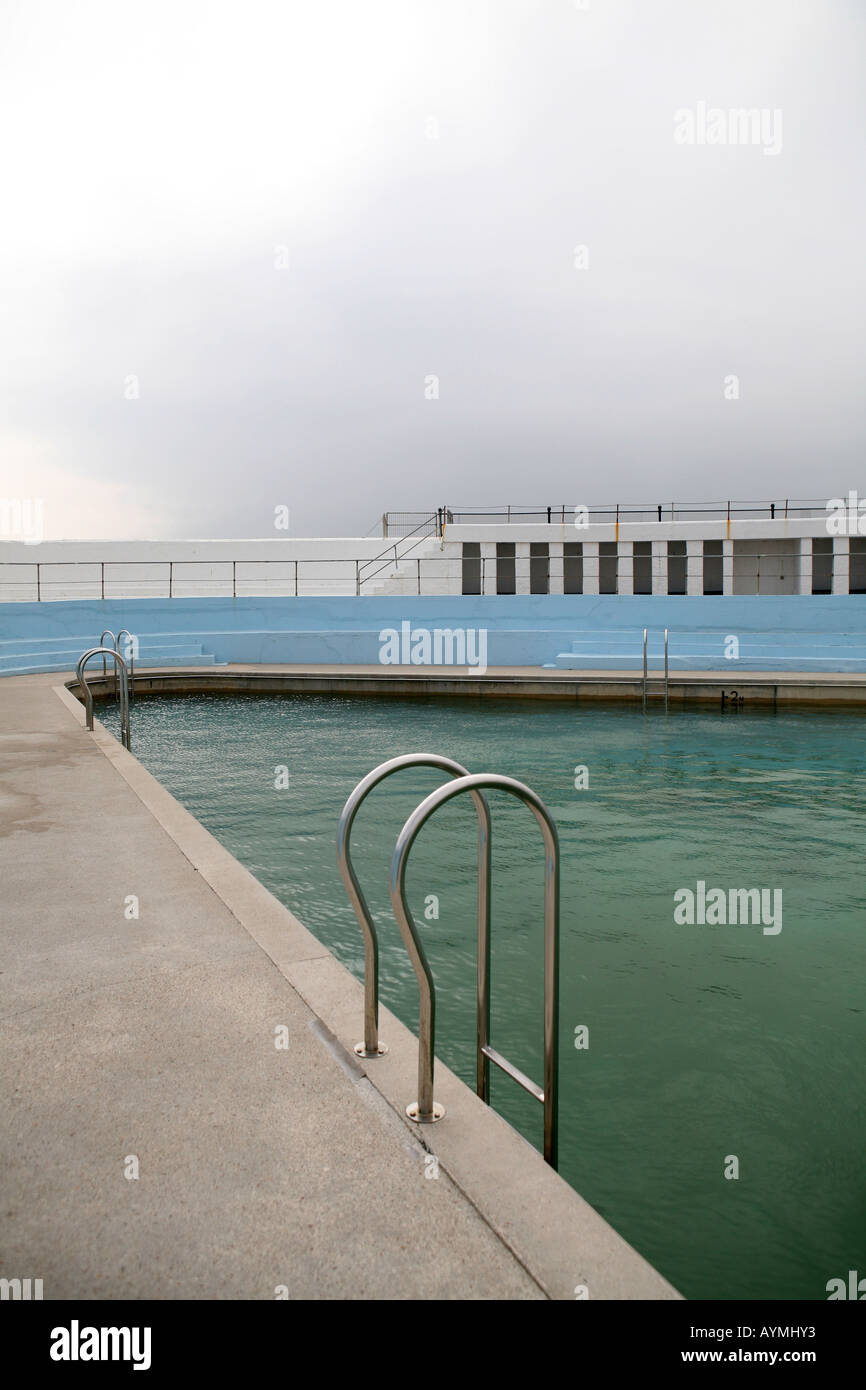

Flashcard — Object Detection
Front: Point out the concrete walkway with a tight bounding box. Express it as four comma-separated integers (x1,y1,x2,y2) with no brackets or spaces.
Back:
80,662,866,708
0,673,678,1300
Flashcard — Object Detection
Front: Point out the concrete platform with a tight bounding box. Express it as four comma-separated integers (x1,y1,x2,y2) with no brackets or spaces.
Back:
74,662,866,707
0,672,680,1300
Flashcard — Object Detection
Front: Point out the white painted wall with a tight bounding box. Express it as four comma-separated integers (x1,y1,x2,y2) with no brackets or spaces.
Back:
0,519,857,600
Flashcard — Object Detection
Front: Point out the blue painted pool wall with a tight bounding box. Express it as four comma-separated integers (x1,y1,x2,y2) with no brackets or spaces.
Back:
1,595,865,670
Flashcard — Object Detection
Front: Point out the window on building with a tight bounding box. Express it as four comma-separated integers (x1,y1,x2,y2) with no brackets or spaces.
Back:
633,541,652,595
703,540,723,595
849,538,866,594
530,542,549,594
496,542,516,595
462,543,481,595
812,538,833,594
599,541,618,594
563,542,583,594
667,540,687,595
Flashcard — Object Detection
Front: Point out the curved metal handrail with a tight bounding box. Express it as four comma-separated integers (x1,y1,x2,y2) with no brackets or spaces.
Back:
391,773,560,1167
100,629,117,694
76,647,131,749
116,629,135,700
337,754,491,1065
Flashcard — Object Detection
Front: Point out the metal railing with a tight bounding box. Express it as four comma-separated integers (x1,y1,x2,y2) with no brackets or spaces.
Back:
0,544,843,600
338,759,560,1168
337,754,491,1059
359,513,440,589
384,499,829,533
76,647,131,749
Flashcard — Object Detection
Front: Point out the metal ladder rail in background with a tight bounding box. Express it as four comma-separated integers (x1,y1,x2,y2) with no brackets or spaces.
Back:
99,629,117,695
76,647,131,749
337,754,491,1060
390,772,560,1169
642,627,670,711
116,629,135,700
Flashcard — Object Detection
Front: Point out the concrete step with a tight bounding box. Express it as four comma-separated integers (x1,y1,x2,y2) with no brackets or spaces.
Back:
0,640,223,677
554,652,866,672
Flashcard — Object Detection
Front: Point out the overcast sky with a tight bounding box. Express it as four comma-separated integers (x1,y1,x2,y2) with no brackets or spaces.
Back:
1,0,864,539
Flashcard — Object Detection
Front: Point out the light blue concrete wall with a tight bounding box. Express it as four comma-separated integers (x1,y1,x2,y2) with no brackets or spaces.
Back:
1,594,865,673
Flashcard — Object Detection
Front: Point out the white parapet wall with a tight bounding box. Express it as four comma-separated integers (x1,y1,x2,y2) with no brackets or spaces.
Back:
0,536,444,601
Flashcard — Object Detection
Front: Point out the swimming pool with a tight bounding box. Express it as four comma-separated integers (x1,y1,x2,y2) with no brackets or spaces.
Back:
101,692,866,1300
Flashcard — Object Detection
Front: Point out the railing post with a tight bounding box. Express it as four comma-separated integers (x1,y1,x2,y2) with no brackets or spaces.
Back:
355,559,360,596
36,562,41,601
169,562,173,598
232,560,236,598
295,559,299,597
101,561,105,601
417,557,421,595
383,513,388,538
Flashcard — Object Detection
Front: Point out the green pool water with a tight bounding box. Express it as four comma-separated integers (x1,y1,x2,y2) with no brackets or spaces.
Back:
103,692,866,1300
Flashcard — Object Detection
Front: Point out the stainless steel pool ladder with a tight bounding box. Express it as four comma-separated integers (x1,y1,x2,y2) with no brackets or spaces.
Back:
76,647,131,749
99,629,117,693
116,630,135,700
642,627,670,711
337,754,490,1060
337,759,560,1168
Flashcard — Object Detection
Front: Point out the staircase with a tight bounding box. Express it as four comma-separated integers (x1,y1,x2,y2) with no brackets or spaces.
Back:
549,628,866,673
0,636,224,677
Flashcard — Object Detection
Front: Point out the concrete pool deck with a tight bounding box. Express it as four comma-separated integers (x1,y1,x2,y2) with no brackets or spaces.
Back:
0,671,681,1300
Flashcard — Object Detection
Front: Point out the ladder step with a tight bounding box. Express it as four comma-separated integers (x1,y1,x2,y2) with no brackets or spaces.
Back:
482,1044,544,1104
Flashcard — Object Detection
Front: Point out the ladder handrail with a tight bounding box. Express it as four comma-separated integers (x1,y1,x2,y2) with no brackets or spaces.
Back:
116,629,135,700
642,627,648,708
643,627,670,710
390,772,560,1169
664,626,669,711
76,647,131,749
337,754,491,1059
99,629,117,693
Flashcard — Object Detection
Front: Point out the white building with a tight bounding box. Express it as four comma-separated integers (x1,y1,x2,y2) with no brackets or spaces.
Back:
1,499,864,600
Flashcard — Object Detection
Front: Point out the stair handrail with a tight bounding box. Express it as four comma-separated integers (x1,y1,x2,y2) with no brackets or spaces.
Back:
356,513,439,591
